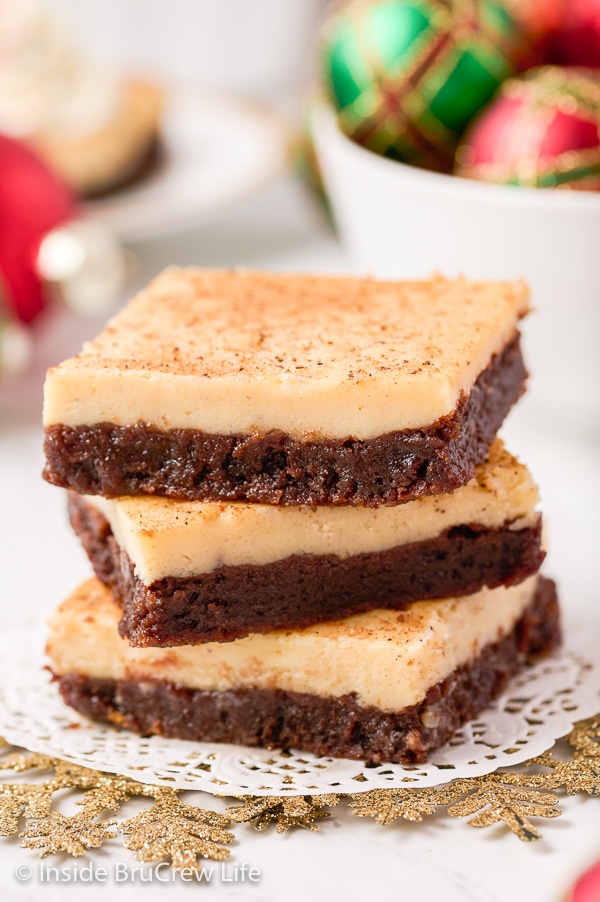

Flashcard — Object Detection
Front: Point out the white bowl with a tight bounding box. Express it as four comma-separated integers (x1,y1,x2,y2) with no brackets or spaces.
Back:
312,101,600,437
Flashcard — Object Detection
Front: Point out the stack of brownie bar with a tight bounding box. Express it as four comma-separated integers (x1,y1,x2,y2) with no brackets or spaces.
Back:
42,269,560,764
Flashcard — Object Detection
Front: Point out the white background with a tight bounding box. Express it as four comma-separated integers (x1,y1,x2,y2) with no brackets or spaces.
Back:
45,0,328,103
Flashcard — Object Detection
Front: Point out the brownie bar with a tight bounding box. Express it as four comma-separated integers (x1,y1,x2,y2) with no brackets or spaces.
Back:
54,576,560,764
69,492,545,646
44,333,526,506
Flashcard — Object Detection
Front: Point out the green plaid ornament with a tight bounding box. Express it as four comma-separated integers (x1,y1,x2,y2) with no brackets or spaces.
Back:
321,0,525,170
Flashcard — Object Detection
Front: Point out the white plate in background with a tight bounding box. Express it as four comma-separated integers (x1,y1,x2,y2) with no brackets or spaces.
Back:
85,86,290,242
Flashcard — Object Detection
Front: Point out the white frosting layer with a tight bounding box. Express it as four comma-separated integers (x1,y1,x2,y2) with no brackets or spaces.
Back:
47,576,539,712
43,269,529,439
86,440,540,583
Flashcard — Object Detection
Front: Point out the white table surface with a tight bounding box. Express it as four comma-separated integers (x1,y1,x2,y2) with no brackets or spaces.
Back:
1,176,599,902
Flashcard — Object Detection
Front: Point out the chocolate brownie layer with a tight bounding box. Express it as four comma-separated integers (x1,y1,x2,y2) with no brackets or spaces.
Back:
69,492,545,645
44,333,526,506
54,576,560,764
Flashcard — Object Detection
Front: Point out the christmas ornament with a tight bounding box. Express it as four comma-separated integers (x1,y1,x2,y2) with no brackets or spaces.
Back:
320,0,528,171
550,0,600,68
0,133,129,379
0,133,76,324
455,66,600,188
565,860,600,902
503,0,563,61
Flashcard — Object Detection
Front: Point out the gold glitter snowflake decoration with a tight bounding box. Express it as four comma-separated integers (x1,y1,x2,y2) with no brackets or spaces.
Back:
524,753,600,795
20,812,117,857
0,746,233,869
346,778,563,841
565,714,600,758
120,790,233,871
349,783,467,825
227,793,341,832
445,779,561,842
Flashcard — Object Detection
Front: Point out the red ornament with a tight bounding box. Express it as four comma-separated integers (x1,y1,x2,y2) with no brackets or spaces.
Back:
504,0,563,64
455,66,600,188
0,133,76,324
551,0,600,67
564,860,600,902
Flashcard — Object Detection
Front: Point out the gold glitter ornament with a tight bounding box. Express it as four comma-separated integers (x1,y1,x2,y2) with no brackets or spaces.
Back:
349,783,467,824
0,795,27,836
0,751,57,773
120,790,234,871
445,779,561,841
227,794,342,832
20,812,117,857
77,775,152,816
565,714,600,758
529,753,600,795
347,776,563,841
0,782,56,831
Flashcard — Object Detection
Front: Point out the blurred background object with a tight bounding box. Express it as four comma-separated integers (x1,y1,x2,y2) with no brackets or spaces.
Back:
318,0,600,183
0,131,128,341
504,0,564,60
549,0,600,67
0,131,76,325
85,88,290,243
455,66,600,188
0,0,162,197
41,0,327,106
320,0,529,172
0,311,32,377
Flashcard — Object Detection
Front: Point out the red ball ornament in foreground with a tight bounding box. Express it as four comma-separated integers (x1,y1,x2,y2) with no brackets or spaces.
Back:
455,66,600,188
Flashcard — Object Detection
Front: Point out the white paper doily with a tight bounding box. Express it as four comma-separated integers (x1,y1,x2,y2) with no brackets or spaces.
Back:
0,626,598,797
